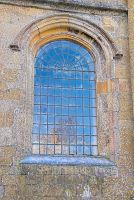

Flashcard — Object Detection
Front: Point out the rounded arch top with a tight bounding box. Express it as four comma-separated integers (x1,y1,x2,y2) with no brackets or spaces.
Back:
35,39,95,71
10,14,122,61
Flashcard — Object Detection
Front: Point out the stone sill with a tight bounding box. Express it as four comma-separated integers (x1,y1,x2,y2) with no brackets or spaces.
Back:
20,155,115,166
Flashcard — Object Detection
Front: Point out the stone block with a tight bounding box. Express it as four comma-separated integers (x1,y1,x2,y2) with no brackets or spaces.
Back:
25,174,44,185
0,113,14,127
4,185,17,198
2,175,18,186
0,89,21,100
97,81,109,94
117,155,134,170
115,67,130,79
128,1,134,9
0,166,9,176
102,16,116,32
119,133,134,155
0,146,16,157
0,68,18,82
119,110,133,120
0,185,4,198
0,157,12,166
0,128,14,146
0,81,7,90
119,79,131,93
119,120,134,132
119,98,133,111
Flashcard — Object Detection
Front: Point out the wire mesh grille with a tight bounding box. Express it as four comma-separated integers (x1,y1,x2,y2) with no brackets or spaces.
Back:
32,40,97,156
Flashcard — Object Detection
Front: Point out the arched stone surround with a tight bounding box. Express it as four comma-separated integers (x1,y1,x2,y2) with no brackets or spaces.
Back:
10,14,122,161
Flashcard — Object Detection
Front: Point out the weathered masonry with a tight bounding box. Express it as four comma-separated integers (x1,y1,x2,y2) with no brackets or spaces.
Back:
0,0,133,200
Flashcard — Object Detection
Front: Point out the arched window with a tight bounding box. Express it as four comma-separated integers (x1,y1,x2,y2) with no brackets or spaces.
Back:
32,40,97,156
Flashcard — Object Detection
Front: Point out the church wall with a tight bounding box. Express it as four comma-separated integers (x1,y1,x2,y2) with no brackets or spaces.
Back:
0,2,133,200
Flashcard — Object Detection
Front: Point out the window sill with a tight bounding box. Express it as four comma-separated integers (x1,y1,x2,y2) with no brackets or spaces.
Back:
20,155,115,166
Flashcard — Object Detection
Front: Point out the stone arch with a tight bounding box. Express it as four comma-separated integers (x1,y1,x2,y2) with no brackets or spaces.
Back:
10,14,122,77
11,14,122,160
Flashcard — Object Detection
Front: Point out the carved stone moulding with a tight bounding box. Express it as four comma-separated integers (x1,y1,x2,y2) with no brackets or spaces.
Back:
10,14,122,160
10,14,122,78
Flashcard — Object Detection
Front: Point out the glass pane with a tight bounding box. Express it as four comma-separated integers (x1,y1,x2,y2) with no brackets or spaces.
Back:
91,136,97,145
91,146,98,156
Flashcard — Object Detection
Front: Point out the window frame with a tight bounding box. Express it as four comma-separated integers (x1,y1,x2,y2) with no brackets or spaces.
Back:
32,39,98,156
13,14,121,165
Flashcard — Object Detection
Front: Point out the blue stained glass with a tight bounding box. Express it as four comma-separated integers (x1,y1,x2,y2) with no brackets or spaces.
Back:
76,98,83,106
90,127,97,135
83,98,89,105
62,107,68,115
41,105,47,114
91,146,97,155
41,115,47,124
84,126,90,134
76,89,83,97
55,97,62,105
91,136,97,145
89,90,96,98
69,98,75,106
55,106,62,115
90,117,96,126
41,87,47,95
34,96,40,104
84,117,90,126
77,117,83,125
69,89,76,97
84,136,90,145
89,99,96,107
34,77,40,85
32,124,40,134
83,80,89,89
48,106,54,114
76,107,83,115
89,72,96,80
76,79,83,88
48,97,54,105
34,105,40,114
77,146,83,155
70,146,76,154
84,146,91,155
33,40,97,155
48,88,54,96
89,108,96,116
88,62,95,71
55,88,62,96
40,78,47,86
40,125,47,134
77,136,83,145
33,115,40,123
89,81,95,89
34,86,40,95
48,115,54,124
83,108,89,116
77,126,83,134
41,96,47,104
76,72,82,79
69,107,76,115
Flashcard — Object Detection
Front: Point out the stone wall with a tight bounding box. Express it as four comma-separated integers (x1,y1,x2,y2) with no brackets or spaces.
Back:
0,0,128,11
128,0,134,116
0,2,133,200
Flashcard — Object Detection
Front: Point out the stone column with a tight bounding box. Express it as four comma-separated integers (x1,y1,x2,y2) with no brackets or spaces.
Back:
128,0,134,116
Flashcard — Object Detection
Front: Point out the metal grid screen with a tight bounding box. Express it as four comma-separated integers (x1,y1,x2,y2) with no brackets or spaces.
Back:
32,40,97,156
